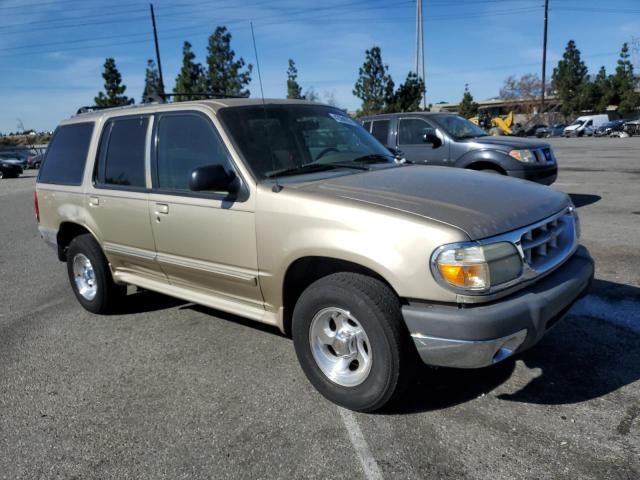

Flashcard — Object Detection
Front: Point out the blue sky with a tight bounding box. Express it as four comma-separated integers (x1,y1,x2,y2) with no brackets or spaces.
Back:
1,0,639,132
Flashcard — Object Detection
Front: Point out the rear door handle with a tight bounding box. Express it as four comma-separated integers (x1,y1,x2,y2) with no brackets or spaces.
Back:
89,196,100,207
155,203,169,214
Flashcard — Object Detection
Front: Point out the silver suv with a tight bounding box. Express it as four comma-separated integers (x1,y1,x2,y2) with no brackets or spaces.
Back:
36,99,594,412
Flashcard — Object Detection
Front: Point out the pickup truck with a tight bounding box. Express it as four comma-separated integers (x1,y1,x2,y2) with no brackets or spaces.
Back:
361,112,558,185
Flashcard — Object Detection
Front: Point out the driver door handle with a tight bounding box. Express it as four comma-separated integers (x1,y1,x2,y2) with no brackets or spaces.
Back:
155,203,169,215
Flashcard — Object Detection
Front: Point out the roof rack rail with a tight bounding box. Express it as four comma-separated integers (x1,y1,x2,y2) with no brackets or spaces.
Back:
76,105,120,115
77,93,250,114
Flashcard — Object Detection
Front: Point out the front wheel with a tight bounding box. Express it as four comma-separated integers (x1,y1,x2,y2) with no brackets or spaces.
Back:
66,234,126,314
292,273,416,412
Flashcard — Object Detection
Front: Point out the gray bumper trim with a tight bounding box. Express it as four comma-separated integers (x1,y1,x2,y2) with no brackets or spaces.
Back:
403,246,594,368
411,329,527,368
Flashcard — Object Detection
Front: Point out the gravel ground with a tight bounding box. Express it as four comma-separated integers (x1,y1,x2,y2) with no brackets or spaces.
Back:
0,139,638,479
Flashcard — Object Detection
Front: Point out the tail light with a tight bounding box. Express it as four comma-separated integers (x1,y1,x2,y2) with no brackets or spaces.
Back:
34,191,40,223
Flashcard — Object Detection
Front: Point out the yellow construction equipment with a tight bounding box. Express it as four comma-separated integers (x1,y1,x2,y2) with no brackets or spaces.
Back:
468,111,514,135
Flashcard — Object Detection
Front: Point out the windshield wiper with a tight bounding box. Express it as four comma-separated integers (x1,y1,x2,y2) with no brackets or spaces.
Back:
265,162,368,178
351,153,395,164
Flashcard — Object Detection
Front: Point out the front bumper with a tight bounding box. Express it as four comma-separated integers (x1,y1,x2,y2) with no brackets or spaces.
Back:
508,164,557,185
402,246,594,368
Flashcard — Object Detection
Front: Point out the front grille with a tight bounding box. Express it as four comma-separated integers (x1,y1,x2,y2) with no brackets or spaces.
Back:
520,211,575,272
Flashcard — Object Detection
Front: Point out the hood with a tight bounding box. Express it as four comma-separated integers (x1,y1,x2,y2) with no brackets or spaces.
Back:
564,124,580,131
294,166,569,240
462,135,551,150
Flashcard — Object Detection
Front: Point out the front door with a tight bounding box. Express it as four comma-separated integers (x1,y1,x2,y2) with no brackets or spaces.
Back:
148,111,262,310
397,117,448,165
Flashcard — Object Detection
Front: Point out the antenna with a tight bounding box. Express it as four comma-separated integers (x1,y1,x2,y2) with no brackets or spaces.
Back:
250,21,282,193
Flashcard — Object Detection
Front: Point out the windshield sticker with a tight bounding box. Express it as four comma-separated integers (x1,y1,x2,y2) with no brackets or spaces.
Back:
328,112,358,127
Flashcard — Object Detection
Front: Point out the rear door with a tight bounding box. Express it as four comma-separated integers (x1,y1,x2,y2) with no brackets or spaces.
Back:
87,115,164,280
147,111,262,310
397,117,448,165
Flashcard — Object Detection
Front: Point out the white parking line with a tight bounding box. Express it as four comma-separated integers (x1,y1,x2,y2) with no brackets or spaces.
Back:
338,407,384,480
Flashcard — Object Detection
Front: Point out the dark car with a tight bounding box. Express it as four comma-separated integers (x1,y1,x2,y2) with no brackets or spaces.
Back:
515,123,548,137
594,119,625,137
0,158,23,178
361,112,557,185
0,153,28,170
536,124,566,138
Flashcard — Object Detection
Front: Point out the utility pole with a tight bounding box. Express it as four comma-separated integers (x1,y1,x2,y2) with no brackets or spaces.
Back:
150,3,166,101
540,0,549,115
415,0,426,109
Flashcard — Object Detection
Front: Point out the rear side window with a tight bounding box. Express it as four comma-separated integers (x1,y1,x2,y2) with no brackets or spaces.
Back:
95,116,148,188
370,120,389,144
38,123,94,185
362,121,372,132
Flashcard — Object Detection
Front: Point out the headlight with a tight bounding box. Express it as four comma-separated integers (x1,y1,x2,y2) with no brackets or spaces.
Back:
431,242,522,293
508,149,537,163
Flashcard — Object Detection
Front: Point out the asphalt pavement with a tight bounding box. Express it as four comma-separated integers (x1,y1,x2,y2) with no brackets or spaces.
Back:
0,138,638,479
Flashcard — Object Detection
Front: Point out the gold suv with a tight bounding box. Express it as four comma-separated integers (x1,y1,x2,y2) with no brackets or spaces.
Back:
36,99,594,412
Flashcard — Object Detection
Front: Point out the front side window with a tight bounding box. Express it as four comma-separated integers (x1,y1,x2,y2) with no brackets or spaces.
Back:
432,114,488,140
219,105,394,180
155,113,234,191
398,118,433,145
38,122,94,185
95,116,148,188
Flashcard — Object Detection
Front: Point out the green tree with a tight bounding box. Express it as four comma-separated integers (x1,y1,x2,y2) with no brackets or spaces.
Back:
458,84,478,118
353,46,394,115
174,41,207,102
552,40,588,117
611,43,639,115
386,72,425,112
205,26,252,97
286,59,303,99
142,59,165,103
94,57,134,107
579,66,610,113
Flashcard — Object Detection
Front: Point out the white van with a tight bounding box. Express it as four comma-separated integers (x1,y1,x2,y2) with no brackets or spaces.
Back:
563,115,609,137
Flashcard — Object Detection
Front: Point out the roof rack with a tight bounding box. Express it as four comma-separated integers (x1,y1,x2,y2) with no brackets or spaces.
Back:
77,93,250,115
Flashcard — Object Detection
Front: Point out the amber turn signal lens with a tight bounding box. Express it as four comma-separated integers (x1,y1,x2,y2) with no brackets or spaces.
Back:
437,263,488,290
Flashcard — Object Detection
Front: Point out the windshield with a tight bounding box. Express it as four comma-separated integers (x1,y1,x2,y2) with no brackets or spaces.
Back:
218,105,394,180
570,119,585,127
430,114,488,140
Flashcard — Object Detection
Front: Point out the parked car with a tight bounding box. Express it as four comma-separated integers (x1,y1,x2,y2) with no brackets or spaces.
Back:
27,153,44,169
517,123,548,137
623,119,640,136
0,152,28,169
36,99,593,412
535,124,566,138
594,120,625,137
361,112,558,185
0,158,23,178
563,114,609,137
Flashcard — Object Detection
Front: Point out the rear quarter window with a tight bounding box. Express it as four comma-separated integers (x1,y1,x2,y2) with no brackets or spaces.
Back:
371,120,390,145
38,122,94,185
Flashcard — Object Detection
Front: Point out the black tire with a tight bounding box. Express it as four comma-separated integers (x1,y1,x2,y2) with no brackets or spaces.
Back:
66,234,126,314
292,272,416,412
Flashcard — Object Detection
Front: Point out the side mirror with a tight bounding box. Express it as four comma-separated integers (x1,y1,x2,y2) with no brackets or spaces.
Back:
422,128,442,149
190,165,239,193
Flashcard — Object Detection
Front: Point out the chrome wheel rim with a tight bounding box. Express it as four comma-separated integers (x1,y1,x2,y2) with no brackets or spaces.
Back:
72,253,97,301
309,307,372,387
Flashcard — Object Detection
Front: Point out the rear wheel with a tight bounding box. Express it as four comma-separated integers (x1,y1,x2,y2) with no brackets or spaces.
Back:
66,234,125,314
292,272,416,412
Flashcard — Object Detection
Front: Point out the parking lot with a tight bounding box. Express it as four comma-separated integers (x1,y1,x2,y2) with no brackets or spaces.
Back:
0,137,638,479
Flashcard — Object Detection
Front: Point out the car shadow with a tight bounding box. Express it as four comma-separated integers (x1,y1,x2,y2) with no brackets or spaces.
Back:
386,278,640,414
569,193,601,208
110,289,188,315
181,303,287,337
